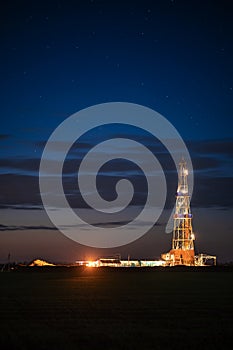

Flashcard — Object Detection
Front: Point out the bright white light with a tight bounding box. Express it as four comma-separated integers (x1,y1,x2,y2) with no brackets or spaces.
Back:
86,261,98,267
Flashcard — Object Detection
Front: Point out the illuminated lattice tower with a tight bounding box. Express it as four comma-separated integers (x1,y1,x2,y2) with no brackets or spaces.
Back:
170,160,195,265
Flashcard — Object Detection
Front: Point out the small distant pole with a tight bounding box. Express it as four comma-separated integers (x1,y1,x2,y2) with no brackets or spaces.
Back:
7,252,11,272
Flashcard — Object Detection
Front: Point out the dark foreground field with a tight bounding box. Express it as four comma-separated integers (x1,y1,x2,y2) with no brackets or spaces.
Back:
0,267,233,350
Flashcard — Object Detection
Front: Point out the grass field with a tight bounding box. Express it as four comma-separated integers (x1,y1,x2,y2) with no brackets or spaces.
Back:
0,267,233,350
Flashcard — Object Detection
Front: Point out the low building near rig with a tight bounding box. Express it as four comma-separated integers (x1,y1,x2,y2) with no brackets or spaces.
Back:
76,257,165,268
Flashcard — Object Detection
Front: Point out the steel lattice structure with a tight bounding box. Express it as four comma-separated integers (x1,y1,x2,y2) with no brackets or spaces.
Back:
171,160,195,263
162,160,195,266
162,160,216,266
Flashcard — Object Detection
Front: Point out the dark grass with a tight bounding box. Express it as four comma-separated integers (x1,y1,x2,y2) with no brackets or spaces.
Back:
0,267,233,350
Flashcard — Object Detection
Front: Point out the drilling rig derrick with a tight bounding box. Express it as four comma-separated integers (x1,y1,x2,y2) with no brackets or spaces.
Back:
162,160,195,266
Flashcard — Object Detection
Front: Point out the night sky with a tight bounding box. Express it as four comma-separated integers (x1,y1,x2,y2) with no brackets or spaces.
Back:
1,0,233,263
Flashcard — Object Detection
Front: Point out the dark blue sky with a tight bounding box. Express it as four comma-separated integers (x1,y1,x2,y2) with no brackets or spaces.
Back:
1,0,233,141
1,0,233,262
